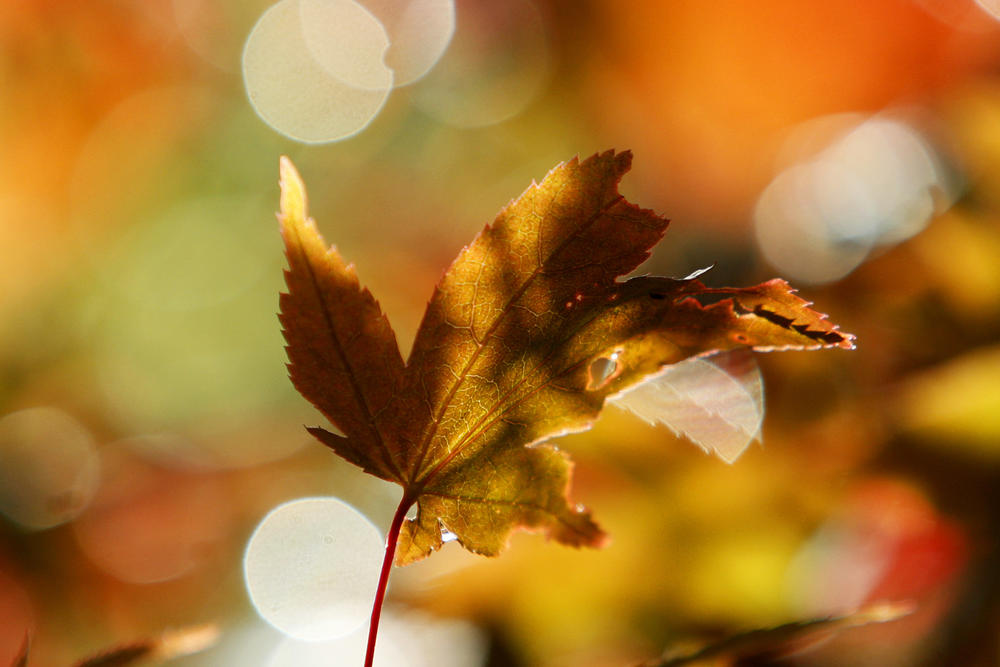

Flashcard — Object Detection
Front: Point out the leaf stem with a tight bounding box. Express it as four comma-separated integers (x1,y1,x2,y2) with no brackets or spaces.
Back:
365,494,413,667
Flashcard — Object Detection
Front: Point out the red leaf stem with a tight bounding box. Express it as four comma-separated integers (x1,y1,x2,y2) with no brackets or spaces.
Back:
365,494,414,667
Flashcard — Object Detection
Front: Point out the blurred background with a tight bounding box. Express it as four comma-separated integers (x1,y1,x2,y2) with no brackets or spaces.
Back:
2,0,1000,664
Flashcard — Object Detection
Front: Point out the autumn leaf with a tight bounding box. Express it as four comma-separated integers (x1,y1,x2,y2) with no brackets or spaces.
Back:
70,625,218,667
277,150,853,567
278,160,407,483
644,601,913,666
613,349,765,464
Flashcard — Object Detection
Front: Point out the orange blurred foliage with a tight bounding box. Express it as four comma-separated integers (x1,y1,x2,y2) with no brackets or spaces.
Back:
587,0,1000,223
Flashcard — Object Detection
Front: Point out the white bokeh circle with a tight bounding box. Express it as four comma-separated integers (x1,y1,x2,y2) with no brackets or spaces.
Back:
244,496,384,641
413,0,549,127
242,0,391,143
360,0,455,86
298,0,393,90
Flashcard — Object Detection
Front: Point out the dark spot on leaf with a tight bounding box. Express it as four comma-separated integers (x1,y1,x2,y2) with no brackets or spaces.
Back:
792,324,849,345
753,305,795,329
822,331,848,344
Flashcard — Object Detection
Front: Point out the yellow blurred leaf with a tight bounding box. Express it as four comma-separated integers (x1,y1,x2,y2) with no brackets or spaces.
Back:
910,208,1000,316
896,345,1000,460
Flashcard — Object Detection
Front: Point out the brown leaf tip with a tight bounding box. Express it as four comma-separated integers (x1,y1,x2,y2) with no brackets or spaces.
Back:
563,509,610,549
731,280,857,351
751,303,855,349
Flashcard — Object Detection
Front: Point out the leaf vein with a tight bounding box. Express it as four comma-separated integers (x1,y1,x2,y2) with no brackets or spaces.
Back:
426,491,592,538
410,193,625,485
289,225,402,479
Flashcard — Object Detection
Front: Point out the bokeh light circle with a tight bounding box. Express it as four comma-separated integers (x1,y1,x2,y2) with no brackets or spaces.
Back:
298,0,393,90
753,164,873,284
0,408,99,530
73,452,231,584
413,0,549,127
267,609,486,667
267,625,405,666
242,0,391,143
360,0,456,86
754,116,952,284
170,0,257,71
244,497,384,641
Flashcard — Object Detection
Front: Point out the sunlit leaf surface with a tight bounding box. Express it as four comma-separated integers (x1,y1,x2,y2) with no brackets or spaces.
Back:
278,151,853,565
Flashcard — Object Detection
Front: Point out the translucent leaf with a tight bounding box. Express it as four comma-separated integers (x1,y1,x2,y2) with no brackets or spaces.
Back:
613,350,764,463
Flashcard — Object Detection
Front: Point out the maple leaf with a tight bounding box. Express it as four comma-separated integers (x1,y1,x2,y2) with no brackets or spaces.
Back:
277,150,853,567
613,349,765,464
645,601,913,666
